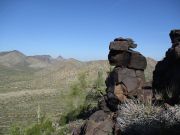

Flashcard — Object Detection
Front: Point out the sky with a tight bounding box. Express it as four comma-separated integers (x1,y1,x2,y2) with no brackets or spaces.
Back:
0,0,180,61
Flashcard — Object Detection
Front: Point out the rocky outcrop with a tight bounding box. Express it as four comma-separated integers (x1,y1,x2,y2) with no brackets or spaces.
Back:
106,38,147,111
153,30,180,105
73,37,147,135
73,110,114,135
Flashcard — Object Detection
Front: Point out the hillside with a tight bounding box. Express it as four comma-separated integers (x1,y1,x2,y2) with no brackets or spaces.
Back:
0,50,156,93
0,50,156,134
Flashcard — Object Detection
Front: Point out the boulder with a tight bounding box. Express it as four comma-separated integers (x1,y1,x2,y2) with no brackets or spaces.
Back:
88,110,108,122
122,77,140,92
117,67,136,82
114,84,127,102
98,97,111,112
153,29,180,105
169,30,180,43
128,52,147,70
113,37,137,49
109,41,129,51
105,69,118,88
77,111,114,135
73,36,147,134
108,50,131,66
81,118,114,135
106,92,120,111
135,70,145,81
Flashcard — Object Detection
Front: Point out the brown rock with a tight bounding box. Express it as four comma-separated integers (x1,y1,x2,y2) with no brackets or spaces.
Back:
89,110,108,122
113,37,137,49
79,111,114,135
105,69,118,87
128,89,143,98
122,77,140,92
106,91,120,111
82,118,114,135
114,84,127,102
109,41,129,51
98,97,111,112
128,52,147,70
135,70,145,79
108,50,131,66
117,68,136,82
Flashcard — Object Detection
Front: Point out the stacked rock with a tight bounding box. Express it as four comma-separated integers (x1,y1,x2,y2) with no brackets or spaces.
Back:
73,37,147,135
153,30,180,105
105,37,147,111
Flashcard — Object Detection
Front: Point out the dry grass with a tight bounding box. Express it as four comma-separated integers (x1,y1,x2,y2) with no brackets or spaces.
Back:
117,100,180,135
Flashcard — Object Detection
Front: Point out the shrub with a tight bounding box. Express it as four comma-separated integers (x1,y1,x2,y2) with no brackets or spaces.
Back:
59,70,104,126
117,100,180,135
10,125,23,135
10,118,55,135
25,118,54,135
57,126,70,135
59,103,97,126
85,70,106,105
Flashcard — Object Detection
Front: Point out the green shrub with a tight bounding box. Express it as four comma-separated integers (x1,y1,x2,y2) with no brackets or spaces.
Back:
25,118,54,135
59,71,103,126
94,69,104,89
10,125,23,135
59,103,97,126
10,118,55,135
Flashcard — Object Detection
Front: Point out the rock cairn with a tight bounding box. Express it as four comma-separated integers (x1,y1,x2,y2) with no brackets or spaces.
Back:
153,29,180,105
73,37,147,135
105,37,147,111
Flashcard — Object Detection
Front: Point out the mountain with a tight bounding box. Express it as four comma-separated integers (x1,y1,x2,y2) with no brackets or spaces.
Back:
28,55,52,63
0,50,157,92
0,50,27,67
0,51,65,69
56,55,64,61
26,55,53,68
0,50,157,134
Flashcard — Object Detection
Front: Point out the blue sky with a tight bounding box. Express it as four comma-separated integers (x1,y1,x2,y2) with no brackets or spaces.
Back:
0,0,180,61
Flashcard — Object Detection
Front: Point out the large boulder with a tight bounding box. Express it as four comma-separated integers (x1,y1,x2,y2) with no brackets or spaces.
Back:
108,50,131,66
113,37,137,49
74,110,114,135
128,51,147,70
153,29,180,105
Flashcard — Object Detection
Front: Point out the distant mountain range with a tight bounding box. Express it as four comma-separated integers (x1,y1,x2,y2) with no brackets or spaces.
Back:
0,50,157,92
0,50,67,68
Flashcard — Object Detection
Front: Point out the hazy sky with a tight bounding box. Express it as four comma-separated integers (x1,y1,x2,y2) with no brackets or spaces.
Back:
0,0,180,61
